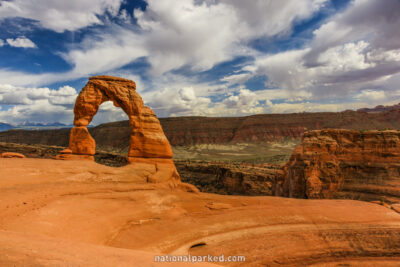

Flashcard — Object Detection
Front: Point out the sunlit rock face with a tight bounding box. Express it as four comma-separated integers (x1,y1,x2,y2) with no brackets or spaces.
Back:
60,75,178,184
71,75,173,159
283,129,400,201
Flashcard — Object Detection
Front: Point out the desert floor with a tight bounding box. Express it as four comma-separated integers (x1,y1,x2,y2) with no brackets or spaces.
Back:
1,158,400,266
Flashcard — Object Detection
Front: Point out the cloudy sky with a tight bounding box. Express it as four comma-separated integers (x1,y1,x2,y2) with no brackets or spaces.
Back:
0,0,400,125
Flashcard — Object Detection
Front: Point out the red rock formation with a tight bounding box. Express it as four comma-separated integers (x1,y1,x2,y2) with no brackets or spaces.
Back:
61,75,178,183
70,76,172,159
357,102,400,113
176,161,283,196
283,129,400,201
69,126,95,155
0,152,25,158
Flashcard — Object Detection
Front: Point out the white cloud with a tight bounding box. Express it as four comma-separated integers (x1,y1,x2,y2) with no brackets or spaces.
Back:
0,100,71,125
0,0,124,32
0,84,77,106
305,0,400,65
133,0,328,75
221,73,252,86
1,0,400,121
0,84,77,124
355,89,386,103
318,41,373,71
217,0,328,38
60,27,147,77
0,39,4,47
6,37,36,48
0,0,328,87
245,49,312,92
91,101,128,125
217,0,400,108
179,87,196,102
143,86,211,117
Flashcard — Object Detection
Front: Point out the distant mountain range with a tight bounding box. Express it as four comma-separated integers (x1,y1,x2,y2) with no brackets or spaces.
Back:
18,122,68,127
0,123,14,131
357,103,400,113
0,122,73,132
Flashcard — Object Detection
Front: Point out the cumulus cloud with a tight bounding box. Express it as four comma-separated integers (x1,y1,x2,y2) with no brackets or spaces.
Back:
0,84,78,124
0,0,124,32
133,0,327,75
0,100,73,125
1,0,400,122
91,101,128,125
354,89,386,103
60,27,147,77
0,0,327,87
217,0,328,38
0,84,77,106
225,0,400,108
305,0,400,66
6,37,36,48
0,39,3,47
144,86,211,117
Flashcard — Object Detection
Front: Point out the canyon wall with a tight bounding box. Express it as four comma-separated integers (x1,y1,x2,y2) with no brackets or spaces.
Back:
176,129,400,204
283,129,400,203
2,108,400,149
176,161,283,196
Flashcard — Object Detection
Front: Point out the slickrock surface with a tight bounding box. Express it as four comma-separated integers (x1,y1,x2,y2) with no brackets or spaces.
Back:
0,142,129,167
283,129,400,203
1,158,400,266
0,152,25,158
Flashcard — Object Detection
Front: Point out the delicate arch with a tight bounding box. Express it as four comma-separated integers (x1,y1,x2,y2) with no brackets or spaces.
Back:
68,76,173,159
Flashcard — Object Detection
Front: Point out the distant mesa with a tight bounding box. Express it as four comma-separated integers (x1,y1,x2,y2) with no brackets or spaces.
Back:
357,103,400,113
57,75,180,185
18,122,67,127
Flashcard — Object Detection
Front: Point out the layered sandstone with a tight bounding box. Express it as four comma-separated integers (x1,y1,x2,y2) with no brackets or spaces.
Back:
70,76,172,159
59,76,178,183
3,108,400,150
176,161,283,196
283,129,400,202
0,152,25,158
1,158,400,266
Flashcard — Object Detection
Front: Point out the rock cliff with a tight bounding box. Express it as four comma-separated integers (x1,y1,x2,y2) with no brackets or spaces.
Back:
176,161,283,196
2,108,400,149
283,129,400,202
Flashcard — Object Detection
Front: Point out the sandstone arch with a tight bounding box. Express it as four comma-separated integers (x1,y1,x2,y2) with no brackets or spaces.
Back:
68,75,173,160
57,76,181,184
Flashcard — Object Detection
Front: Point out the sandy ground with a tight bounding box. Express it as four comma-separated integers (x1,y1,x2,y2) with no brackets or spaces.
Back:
1,158,400,266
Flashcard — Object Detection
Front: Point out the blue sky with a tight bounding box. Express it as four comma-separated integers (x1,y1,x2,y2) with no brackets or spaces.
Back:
0,0,400,125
